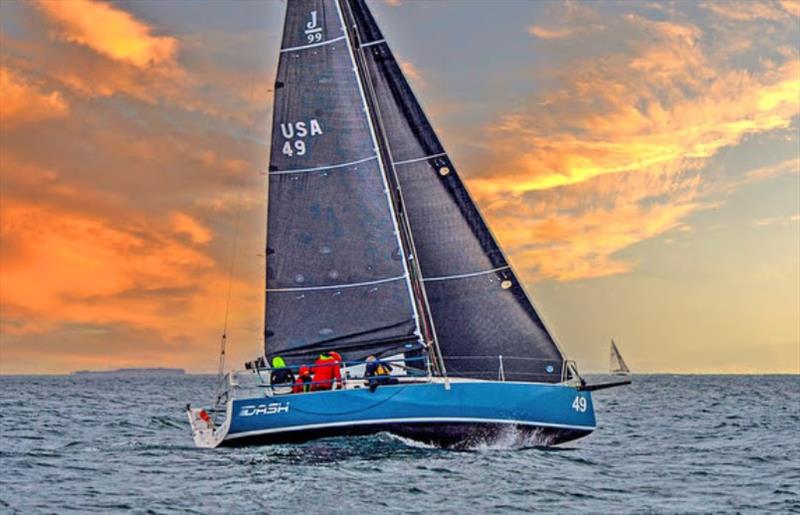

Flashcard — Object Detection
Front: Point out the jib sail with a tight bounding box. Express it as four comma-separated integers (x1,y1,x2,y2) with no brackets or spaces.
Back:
264,0,422,364
341,0,566,382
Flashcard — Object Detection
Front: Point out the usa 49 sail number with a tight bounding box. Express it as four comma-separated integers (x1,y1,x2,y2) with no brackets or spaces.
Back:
280,119,323,157
572,396,588,412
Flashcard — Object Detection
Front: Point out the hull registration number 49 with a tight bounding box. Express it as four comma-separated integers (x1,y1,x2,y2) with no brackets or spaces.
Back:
572,396,588,412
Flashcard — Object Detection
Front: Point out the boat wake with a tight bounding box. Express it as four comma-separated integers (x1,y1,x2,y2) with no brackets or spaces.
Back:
383,426,557,451
459,426,557,451
383,433,439,450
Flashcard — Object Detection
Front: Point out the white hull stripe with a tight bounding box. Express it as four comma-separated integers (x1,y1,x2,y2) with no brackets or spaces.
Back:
360,39,386,48
281,35,347,53
267,274,407,293
423,266,510,283
269,155,377,176
225,417,595,441
393,152,448,166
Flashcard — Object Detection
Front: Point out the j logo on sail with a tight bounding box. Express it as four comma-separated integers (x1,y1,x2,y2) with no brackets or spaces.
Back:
304,10,322,43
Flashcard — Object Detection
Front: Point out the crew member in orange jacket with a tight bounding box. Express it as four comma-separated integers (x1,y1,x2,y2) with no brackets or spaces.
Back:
311,351,342,391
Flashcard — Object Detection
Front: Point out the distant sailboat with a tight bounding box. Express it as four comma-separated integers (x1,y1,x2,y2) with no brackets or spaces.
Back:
610,339,631,376
187,0,627,449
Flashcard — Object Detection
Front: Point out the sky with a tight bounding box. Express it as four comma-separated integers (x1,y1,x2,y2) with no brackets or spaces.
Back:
0,0,798,375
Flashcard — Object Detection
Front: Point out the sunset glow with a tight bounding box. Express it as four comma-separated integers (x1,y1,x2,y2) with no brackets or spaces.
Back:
1,0,798,374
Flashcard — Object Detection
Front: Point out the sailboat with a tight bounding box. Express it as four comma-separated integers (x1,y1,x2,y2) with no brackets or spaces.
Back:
187,0,626,449
610,339,631,376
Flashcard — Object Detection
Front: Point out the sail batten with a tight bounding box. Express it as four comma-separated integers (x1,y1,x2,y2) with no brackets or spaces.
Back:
393,153,449,166
269,155,378,175
266,274,407,293
423,266,511,283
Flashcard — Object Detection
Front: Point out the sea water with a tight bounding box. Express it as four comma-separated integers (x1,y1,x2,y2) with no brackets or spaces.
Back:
1,374,798,513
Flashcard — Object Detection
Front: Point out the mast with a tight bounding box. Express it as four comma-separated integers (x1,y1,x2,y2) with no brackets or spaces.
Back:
336,0,446,376
610,339,617,372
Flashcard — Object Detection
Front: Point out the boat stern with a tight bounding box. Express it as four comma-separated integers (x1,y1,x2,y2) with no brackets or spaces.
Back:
186,403,230,448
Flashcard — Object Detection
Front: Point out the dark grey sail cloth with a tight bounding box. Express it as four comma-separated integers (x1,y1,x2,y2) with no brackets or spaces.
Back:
343,0,564,383
265,0,420,365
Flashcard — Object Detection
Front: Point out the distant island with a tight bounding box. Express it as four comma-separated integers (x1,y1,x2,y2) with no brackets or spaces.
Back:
72,368,185,377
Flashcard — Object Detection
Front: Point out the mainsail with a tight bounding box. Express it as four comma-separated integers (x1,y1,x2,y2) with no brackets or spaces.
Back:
610,339,630,375
265,0,422,363
266,0,567,382
341,0,565,382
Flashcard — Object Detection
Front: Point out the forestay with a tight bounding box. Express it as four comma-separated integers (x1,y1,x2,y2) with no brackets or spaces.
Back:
265,0,422,364
343,0,565,382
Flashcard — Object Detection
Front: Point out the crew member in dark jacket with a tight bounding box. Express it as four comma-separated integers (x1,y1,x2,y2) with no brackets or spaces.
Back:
365,355,396,392
269,356,294,386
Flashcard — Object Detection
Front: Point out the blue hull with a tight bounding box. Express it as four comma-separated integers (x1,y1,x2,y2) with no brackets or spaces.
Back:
223,381,595,448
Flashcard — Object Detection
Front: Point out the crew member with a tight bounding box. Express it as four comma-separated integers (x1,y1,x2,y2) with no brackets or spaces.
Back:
292,365,312,393
269,356,294,386
365,355,396,392
311,351,342,391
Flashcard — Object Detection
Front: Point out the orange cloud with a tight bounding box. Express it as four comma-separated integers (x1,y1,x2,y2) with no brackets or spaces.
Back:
0,195,262,373
197,150,250,176
472,53,798,195
479,167,703,281
32,0,177,68
780,0,800,17
2,1,272,124
399,60,426,89
744,157,800,182
752,214,800,227
20,0,192,110
701,0,794,21
1,200,205,332
0,113,265,372
527,25,577,40
0,67,69,125
461,5,800,281
170,211,213,244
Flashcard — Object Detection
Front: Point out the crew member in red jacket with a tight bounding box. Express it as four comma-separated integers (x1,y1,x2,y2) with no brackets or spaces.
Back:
311,351,342,391
292,365,312,394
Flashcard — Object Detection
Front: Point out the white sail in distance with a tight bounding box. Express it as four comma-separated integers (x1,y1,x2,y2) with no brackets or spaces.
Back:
610,339,630,375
